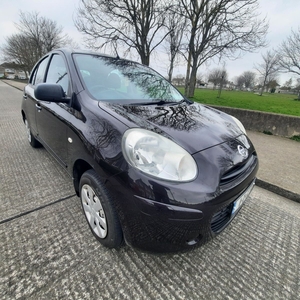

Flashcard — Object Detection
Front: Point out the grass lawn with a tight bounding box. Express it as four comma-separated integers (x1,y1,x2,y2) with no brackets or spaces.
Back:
179,88,300,117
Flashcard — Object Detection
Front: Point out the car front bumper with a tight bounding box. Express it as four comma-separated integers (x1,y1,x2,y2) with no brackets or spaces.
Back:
107,168,258,253
106,136,259,253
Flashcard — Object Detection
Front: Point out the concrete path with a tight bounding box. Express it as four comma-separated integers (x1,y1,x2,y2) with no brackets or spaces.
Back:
248,131,300,202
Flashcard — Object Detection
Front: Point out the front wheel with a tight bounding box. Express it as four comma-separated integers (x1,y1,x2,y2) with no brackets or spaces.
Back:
79,170,123,249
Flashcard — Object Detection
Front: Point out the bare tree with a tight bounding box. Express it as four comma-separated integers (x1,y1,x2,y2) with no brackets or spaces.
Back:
278,28,300,76
17,11,72,56
75,0,170,66
2,11,72,75
235,75,245,90
208,68,228,90
235,71,256,90
255,50,281,96
281,78,293,91
242,71,256,89
164,8,186,82
277,28,300,99
2,34,37,76
294,78,300,97
179,0,268,97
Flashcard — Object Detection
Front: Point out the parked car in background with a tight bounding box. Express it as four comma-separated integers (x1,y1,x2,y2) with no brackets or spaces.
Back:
21,49,258,252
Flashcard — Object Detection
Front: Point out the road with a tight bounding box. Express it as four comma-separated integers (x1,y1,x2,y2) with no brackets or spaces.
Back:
1,81,300,299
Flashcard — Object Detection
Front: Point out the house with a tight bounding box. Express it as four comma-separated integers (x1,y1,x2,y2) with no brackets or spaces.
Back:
5,68,15,79
0,66,5,78
0,63,28,79
0,68,27,79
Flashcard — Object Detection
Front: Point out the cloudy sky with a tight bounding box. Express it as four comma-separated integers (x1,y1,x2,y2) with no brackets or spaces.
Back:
0,0,299,84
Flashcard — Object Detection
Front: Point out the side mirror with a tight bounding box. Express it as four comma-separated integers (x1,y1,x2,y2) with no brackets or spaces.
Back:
34,83,70,103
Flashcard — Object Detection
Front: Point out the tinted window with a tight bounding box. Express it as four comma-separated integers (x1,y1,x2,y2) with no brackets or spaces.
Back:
73,54,183,104
46,54,69,95
33,56,49,85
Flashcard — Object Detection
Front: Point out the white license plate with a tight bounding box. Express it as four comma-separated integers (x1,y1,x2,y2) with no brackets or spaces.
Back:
232,181,255,215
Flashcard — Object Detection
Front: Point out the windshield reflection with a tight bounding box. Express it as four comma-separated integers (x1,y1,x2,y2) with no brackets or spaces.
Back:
74,54,183,103
103,101,242,139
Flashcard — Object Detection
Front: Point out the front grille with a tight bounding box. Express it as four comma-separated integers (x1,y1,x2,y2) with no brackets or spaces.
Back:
211,202,234,233
220,153,257,186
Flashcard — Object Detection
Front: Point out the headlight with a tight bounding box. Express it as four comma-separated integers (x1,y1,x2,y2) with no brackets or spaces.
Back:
231,116,247,135
122,128,198,182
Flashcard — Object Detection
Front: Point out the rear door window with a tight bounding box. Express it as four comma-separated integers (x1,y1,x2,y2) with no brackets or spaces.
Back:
32,56,50,85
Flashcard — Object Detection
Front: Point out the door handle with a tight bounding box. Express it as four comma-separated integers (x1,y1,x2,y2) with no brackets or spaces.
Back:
35,103,42,112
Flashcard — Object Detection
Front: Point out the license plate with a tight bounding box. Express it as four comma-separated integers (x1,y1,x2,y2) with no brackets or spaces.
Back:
232,181,255,215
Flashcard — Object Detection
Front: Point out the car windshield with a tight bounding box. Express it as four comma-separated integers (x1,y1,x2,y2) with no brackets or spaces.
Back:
73,53,184,104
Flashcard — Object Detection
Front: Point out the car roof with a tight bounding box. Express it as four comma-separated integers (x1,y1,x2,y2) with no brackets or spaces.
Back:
51,48,129,62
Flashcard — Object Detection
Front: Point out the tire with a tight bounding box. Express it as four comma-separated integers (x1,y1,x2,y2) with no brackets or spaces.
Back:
79,170,123,249
24,118,42,148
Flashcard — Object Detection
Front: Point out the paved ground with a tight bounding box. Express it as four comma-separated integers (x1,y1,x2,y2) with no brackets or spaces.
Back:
1,80,300,299
247,131,300,202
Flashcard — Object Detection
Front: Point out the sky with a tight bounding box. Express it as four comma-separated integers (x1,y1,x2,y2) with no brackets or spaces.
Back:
0,0,299,85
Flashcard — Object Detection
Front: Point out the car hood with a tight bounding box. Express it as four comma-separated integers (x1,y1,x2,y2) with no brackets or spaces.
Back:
99,102,243,154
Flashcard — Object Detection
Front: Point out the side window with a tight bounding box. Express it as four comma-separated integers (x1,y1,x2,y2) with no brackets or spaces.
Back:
32,56,50,85
30,67,38,85
46,54,69,95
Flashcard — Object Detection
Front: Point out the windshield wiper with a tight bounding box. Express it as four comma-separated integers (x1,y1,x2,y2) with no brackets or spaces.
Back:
128,99,185,106
56,72,68,84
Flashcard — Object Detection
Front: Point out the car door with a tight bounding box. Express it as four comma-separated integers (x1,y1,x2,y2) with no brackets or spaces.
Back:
35,53,71,168
23,55,50,138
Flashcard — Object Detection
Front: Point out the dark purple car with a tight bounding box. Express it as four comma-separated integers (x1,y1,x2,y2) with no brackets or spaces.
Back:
21,49,258,252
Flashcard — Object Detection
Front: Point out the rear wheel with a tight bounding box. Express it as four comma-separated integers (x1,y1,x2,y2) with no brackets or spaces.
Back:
24,118,42,148
79,170,123,248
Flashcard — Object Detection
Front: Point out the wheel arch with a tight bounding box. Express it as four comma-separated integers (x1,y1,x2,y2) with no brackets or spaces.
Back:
73,159,93,196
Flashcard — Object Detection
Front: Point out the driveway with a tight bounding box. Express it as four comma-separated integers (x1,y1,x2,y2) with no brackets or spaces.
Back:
1,81,299,299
